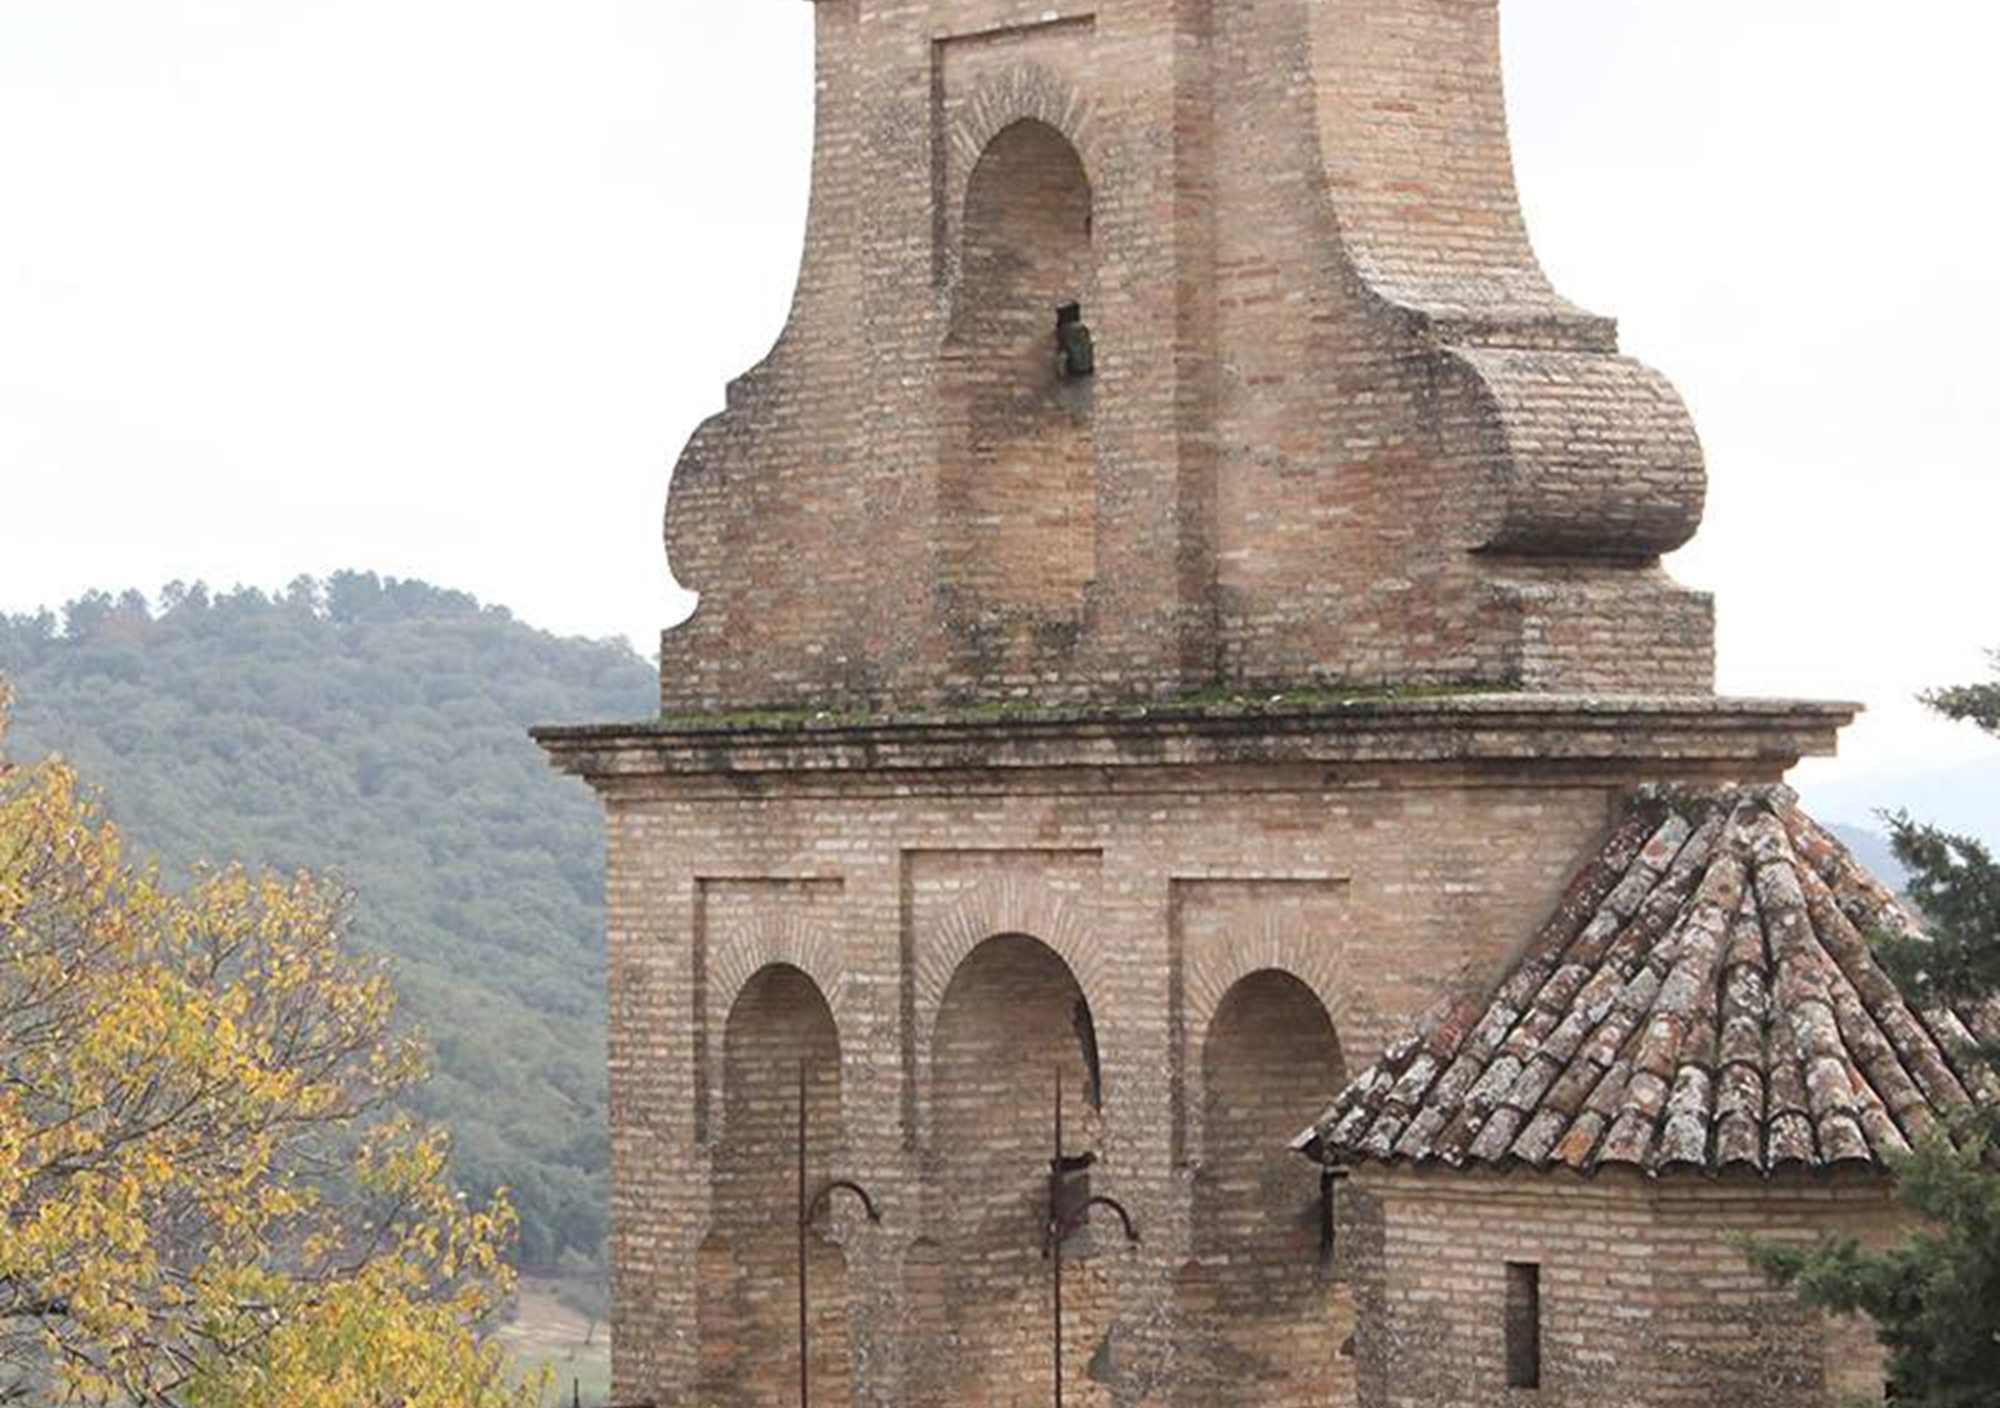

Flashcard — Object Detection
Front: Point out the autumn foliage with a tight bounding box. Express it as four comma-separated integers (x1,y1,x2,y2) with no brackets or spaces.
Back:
0,687,541,1406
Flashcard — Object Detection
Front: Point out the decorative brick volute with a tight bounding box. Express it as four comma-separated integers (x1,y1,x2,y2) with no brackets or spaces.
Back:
660,0,1714,713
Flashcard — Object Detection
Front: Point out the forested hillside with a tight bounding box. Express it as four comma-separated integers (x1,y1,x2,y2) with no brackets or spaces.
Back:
0,573,655,1269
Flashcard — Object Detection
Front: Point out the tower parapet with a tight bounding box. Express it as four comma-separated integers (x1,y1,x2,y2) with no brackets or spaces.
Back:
662,0,1712,714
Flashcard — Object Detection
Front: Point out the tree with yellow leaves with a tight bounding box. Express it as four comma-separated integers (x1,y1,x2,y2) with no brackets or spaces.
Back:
0,685,543,1407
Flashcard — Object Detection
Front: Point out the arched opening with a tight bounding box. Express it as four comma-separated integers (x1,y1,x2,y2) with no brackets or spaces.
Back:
699,964,849,1407
924,933,1109,1405
1192,969,1347,1407
940,119,1097,631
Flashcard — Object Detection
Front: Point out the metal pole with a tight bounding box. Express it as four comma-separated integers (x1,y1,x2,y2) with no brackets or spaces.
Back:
794,1063,883,1408
1047,1064,1139,1408
798,1059,810,1408
1053,1066,1064,1408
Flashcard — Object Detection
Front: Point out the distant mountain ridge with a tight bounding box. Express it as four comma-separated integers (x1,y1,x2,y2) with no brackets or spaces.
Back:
1802,759,2000,859
1823,823,1911,894
0,574,655,1267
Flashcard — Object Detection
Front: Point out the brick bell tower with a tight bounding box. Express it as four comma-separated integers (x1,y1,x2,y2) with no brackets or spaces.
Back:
538,3,1851,1406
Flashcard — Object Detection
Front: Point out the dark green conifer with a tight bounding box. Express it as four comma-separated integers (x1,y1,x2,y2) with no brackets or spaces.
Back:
1755,657,2000,1407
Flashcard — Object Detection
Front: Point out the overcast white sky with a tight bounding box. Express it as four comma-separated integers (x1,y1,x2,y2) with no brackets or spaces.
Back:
2,3,1996,833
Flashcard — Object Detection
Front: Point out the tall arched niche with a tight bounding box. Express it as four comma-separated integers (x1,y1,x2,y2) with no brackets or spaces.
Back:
1189,968,1348,1407
700,964,851,1407
922,931,1109,1404
939,119,1098,634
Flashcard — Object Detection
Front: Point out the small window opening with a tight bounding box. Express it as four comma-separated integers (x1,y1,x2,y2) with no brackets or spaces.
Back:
1318,1165,1347,1268
1505,1262,1542,1390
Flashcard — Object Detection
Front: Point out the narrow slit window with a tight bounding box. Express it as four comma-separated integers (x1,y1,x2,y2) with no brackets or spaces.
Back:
1505,1262,1542,1390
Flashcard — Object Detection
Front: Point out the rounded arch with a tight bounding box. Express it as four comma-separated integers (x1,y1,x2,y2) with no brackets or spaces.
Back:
939,109,1098,625
915,877,1107,1054
1191,968,1347,1406
944,63,1100,236
704,963,852,1405
933,931,1103,1113
711,913,849,1032
1198,968,1344,1222
706,916,851,1146
948,115,1096,328
1185,926,1349,1054
925,932,1109,1399
718,962,842,1171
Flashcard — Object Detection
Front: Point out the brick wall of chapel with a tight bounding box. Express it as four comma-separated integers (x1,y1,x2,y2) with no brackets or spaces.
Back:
1350,1170,1899,1408
598,768,1620,1405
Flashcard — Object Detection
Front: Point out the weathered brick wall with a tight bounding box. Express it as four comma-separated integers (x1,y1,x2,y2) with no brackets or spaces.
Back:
593,758,1645,1404
561,7,1854,1401
924,932,1108,1406
1351,1169,1899,1408
553,703,1852,1404
660,0,1713,713
940,118,1096,640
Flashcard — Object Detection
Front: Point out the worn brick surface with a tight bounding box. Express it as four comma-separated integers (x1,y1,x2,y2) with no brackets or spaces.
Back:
660,0,1713,714
1344,1170,1899,1408
540,714,1857,1406
531,1,1904,1404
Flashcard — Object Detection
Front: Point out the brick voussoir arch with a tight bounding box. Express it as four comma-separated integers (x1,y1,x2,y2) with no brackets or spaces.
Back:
1179,958,1343,1186
948,63,1100,188
914,874,1106,1055
707,915,850,1148
940,62,1102,309
1186,929,1348,1051
1182,942,1349,1171
711,914,848,1030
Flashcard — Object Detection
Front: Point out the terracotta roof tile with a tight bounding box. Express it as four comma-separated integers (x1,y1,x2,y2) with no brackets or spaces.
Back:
1301,786,1997,1176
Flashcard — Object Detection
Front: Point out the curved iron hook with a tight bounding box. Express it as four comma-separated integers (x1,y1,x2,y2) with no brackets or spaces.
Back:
805,1178,883,1228
1052,1193,1140,1246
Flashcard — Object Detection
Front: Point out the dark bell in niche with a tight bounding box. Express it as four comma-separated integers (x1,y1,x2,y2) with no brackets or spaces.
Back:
1056,301,1095,380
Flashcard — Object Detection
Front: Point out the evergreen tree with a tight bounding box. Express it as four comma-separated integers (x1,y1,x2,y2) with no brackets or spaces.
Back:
1754,656,2000,1407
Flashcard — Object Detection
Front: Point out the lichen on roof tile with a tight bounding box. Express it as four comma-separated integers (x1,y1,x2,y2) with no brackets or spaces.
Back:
1302,785,1998,1178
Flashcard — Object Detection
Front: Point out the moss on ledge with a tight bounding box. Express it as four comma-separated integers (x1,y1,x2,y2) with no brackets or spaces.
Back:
636,683,1500,735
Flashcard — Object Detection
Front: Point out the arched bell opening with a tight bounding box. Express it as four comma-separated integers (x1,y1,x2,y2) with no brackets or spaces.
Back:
1192,969,1348,1407
926,932,1110,1405
939,119,1098,631
699,964,850,1407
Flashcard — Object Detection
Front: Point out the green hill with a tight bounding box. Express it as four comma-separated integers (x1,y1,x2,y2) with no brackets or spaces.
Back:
0,573,653,1269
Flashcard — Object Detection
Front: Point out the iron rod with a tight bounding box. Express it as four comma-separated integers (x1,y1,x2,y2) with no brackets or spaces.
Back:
794,1059,882,1408
1053,1065,1064,1408
1048,1064,1139,1408
798,1059,810,1408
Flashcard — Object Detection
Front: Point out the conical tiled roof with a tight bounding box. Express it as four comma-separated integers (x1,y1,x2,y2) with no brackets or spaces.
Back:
1304,787,2000,1176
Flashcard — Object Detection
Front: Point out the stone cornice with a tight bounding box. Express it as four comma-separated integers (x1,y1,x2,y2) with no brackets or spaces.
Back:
532,695,1857,788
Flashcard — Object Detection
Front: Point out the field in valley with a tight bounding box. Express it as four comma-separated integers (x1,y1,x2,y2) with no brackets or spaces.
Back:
497,1280,612,1404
